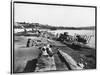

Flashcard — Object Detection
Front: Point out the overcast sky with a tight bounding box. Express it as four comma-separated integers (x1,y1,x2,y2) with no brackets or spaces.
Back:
14,3,95,27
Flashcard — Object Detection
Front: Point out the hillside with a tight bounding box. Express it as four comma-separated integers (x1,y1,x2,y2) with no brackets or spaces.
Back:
14,22,95,30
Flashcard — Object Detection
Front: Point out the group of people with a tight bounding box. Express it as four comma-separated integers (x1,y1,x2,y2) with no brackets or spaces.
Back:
35,44,56,72
26,38,54,58
57,32,91,44
25,38,56,72
26,38,38,47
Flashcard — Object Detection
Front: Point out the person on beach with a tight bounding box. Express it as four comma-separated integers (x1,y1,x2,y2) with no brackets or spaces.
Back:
46,44,54,57
38,44,54,57
26,38,37,47
26,38,31,47
35,44,56,72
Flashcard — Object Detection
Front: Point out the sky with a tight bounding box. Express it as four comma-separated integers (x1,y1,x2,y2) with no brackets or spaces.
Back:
14,3,95,27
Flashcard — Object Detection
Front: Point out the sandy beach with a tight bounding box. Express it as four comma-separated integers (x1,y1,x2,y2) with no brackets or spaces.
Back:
14,34,96,73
